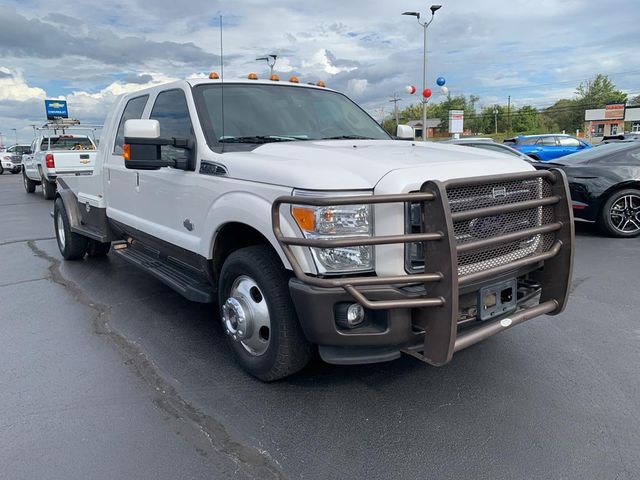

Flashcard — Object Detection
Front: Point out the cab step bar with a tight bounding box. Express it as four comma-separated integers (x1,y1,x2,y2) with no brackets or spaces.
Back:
112,242,214,303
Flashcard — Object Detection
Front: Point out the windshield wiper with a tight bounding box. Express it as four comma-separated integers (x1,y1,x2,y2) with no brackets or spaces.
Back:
319,135,376,140
219,135,299,144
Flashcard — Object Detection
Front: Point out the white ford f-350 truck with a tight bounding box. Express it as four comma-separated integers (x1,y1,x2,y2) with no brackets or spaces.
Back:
23,124,98,199
52,77,574,381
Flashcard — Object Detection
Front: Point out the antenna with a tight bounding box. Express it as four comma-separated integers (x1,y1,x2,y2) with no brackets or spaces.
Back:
219,15,225,153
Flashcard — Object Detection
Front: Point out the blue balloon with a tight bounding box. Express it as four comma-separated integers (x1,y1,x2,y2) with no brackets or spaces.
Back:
436,76,446,86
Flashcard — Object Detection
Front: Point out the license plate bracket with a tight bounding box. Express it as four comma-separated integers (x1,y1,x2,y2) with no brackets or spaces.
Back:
478,278,517,321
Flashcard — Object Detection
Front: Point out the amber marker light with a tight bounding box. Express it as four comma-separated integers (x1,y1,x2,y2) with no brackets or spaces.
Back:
208,72,220,79
123,144,130,161
289,76,299,83
270,74,280,81
316,80,326,87
247,73,258,80
291,206,315,233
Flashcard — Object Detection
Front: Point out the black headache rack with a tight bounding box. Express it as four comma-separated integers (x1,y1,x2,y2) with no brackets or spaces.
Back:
272,169,575,366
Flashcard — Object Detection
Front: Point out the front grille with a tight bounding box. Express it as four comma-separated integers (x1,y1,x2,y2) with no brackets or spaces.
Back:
10,156,22,164
406,176,557,276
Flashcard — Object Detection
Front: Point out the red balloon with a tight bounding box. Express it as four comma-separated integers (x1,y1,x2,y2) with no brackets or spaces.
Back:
422,88,432,98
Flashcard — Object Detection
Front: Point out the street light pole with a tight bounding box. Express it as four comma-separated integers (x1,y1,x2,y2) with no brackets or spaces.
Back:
403,5,441,141
11,128,17,145
493,106,498,134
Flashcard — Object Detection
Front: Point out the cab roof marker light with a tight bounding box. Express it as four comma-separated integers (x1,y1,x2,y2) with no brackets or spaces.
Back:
270,74,280,81
208,72,220,79
247,73,258,80
289,76,299,83
316,80,326,87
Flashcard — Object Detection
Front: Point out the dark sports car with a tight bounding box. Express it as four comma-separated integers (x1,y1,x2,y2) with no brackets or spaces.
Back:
533,142,640,237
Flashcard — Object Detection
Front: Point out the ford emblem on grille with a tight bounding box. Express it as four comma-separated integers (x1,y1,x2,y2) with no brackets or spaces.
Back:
469,214,507,238
492,186,507,199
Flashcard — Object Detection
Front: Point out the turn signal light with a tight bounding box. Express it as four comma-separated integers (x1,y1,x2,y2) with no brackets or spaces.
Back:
291,206,315,232
270,74,280,81
247,73,258,80
45,153,55,168
289,76,299,83
208,72,220,79
316,80,326,87
123,144,130,161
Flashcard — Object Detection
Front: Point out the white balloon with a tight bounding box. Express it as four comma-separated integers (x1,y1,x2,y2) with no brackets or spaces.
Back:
439,86,449,95
405,85,416,94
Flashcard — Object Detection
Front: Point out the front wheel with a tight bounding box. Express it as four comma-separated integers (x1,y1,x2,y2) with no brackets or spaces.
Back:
218,245,312,381
597,189,640,238
23,170,37,193
42,177,56,200
54,198,88,260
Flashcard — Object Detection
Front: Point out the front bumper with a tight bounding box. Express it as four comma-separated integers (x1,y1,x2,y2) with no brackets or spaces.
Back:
273,169,575,366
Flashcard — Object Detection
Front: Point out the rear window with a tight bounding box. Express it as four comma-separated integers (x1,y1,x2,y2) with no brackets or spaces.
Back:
41,137,95,151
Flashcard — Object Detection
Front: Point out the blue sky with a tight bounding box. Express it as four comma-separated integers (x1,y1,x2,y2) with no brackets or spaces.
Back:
0,0,639,142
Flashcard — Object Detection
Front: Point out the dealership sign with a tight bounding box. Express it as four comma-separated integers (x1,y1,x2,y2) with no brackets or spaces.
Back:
45,99,69,120
604,103,625,120
448,110,464,133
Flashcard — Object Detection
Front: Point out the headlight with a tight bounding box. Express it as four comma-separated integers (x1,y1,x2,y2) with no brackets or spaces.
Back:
291,191,373,274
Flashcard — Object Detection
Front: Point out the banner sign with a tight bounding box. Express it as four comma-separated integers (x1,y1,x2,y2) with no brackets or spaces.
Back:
604,103,625,120
45,99,69,120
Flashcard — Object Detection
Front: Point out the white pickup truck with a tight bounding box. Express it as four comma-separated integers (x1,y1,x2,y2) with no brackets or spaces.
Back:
1,144,31,174
52,76,574,381
23,127,97,199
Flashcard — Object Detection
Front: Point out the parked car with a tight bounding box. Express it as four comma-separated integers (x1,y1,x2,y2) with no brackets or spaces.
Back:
443,138,533,162
598,133,640,145
1,144,31,174
533,142,640,237
504,134,591,161
51,76,573,380
22,128,97,199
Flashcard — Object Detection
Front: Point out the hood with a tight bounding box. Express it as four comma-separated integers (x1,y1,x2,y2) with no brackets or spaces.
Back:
220,139,534,190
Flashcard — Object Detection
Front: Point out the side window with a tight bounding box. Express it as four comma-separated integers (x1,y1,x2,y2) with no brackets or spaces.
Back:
114,95,149,155
537,136,557,146
150,89,194,164
558,137,580,147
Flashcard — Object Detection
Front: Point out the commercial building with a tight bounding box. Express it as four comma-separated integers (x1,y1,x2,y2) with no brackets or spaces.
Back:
584,104,640,139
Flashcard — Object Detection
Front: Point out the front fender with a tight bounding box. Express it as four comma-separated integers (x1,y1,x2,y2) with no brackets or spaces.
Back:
200,191,317,274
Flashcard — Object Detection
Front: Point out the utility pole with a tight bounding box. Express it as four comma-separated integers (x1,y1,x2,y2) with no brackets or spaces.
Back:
11,128,17,145
493,106,498,134
507,95,512,134
389,93,402,129
29,124,37,137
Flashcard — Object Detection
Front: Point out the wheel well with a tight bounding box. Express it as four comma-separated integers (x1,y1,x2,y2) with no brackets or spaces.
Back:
211,223,275,283
597,181,640,216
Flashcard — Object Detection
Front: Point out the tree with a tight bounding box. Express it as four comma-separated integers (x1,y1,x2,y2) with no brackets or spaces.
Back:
575,74,627,108
628,94,640,106
511,105,540,133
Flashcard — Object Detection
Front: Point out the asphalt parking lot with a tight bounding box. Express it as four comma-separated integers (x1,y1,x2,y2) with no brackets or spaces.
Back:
1,172,639,480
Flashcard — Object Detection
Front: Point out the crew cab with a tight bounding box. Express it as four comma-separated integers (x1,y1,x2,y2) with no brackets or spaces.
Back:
23,125,97,199
0,144,31,174
52,76,574,381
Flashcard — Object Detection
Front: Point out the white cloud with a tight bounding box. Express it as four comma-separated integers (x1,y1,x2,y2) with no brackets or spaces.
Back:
0,67,46,101
348,78,368,95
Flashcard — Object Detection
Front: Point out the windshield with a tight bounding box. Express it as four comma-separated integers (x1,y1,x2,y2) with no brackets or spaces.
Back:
42,137,95,151
559,141,636,164
194,84,390,144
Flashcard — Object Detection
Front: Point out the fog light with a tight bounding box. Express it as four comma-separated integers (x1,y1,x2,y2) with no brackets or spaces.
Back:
346,303,365,327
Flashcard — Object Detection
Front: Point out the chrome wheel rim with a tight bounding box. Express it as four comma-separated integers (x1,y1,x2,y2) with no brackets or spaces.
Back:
23,174,27,190
56,212,66,249
222,275,270,356
610,194,640,234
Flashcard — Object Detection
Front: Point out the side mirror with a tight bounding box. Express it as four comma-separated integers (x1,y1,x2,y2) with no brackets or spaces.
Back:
124,119,193,170
396,124,414,140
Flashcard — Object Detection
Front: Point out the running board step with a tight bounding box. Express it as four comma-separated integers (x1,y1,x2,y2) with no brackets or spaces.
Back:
112,244,214,303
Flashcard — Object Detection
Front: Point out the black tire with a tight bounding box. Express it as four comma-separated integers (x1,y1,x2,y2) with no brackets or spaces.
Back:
218,245,312,381
54,198,88,260
86,239,111,257
0,165,4,174
10,168,20,174
42,177,56,200
597,189,640,238
23,170,36,193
